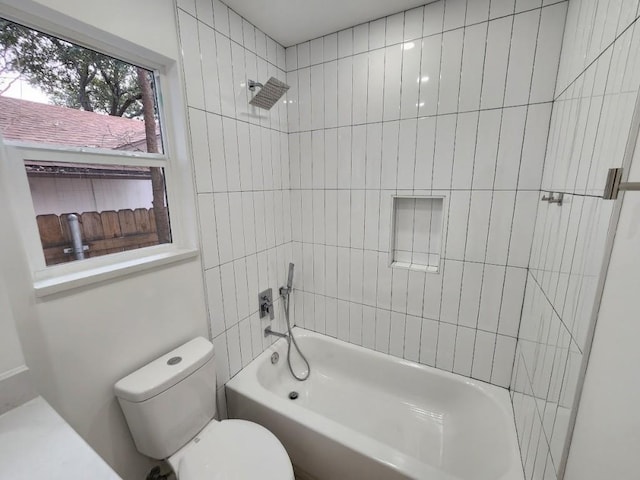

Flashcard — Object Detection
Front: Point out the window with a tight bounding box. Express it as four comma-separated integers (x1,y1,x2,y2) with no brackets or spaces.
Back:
0,17,173,269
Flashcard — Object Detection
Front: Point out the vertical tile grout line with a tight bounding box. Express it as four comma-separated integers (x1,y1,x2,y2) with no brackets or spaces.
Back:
406,6,428,363
321,38,328,336
466,4,492,383
245,29,263,356
237,20,253,364
309,49,317,334
206,5,234,380
347,25,360,345
187,10,214,344
357,22,373,347
366,21,381,348
449,0,469,376
293,44,303,329
486,6,516,384
390,14,408,355
375,21,390,353
432,1,446,371
223,0,242,370
497,5,544,393
305,45,315,332
333,36,340,338
398,12,420,360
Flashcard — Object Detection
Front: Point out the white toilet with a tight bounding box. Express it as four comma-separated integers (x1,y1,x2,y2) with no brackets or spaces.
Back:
114,337,294,480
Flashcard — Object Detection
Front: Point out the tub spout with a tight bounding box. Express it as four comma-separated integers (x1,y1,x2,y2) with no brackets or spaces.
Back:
264,325,288,339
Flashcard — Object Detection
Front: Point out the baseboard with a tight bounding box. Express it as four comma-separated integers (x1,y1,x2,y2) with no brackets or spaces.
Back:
0,366,37,415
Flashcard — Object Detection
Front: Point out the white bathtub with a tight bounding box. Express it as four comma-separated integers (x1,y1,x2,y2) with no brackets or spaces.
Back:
226,328,523,480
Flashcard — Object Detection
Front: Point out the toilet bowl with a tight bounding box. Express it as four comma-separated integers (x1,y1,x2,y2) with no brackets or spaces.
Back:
168,419,293,480
114,337,294,479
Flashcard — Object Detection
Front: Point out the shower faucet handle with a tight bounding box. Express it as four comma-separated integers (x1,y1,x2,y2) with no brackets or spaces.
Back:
259,288,275,320
541,192,564,206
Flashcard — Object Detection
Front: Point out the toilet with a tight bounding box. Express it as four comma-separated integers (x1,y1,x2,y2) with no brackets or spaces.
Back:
114,337,294,480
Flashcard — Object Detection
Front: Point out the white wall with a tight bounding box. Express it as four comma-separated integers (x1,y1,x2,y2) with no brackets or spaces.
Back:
30,0,179,60
18,262,208,477
563,122,640,478
0,1,209,479
284,0,566,388
0,143,36,415
0,276,25,376
510,0,640,478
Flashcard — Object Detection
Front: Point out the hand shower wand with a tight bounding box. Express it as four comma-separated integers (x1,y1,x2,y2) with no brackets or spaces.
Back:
273,263,310,381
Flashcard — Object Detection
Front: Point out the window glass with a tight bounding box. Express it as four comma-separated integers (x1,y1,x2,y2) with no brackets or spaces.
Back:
26,161,171,266
0,17,163,154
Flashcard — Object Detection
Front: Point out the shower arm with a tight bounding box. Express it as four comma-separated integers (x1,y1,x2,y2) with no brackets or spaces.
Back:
248,80,263,91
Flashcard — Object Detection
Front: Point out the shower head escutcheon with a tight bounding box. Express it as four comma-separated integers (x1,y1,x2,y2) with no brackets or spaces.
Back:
248,77,290,110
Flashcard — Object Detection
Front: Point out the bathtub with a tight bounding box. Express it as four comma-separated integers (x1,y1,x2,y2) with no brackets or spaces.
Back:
225,328,523,480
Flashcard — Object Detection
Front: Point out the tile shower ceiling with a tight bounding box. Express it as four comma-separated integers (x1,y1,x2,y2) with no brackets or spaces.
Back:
220,0,434,46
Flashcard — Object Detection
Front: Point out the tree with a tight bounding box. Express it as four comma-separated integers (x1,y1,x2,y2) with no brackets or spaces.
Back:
0,18,143,117
0,19,51,94
137,67,171,245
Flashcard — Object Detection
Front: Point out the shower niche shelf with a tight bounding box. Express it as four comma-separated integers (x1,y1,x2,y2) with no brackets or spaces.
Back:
389,195,444,273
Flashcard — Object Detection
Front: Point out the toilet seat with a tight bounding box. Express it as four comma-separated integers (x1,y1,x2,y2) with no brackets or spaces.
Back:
168,419,294,480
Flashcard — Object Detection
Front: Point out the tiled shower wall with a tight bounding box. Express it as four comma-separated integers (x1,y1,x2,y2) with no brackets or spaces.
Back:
286,0,566,388
176,0,293,416
510,0,640,477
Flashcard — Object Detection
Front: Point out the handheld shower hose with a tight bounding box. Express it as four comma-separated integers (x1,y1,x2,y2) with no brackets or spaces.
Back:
283,263,310,381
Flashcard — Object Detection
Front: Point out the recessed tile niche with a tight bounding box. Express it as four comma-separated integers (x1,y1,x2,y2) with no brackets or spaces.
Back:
389,196,443,273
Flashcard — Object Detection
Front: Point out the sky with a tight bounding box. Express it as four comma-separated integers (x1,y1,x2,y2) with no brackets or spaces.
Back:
1,74,51,104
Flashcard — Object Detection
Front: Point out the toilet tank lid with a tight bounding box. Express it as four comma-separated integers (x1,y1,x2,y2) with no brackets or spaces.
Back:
114,337,214,403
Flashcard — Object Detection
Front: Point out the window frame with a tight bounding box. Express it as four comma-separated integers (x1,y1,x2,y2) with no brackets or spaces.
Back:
0,5,199,296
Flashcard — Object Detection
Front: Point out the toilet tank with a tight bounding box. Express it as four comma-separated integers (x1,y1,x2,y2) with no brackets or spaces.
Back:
114,337,217,459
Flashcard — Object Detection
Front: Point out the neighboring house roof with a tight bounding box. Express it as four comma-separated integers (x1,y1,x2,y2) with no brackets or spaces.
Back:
0,95,152,151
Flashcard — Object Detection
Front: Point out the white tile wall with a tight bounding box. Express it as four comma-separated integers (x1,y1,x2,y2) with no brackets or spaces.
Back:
178,3,640,466
177,0,292,417
555,0,640,96
511,3,640,479
286,0,567,389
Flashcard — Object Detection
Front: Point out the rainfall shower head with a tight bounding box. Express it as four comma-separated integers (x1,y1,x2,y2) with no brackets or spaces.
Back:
248,77,290,110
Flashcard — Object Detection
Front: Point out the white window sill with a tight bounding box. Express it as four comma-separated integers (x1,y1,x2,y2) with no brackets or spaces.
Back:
33,248,198,298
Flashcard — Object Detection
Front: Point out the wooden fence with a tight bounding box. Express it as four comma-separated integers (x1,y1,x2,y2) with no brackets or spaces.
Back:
36,208,160,266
